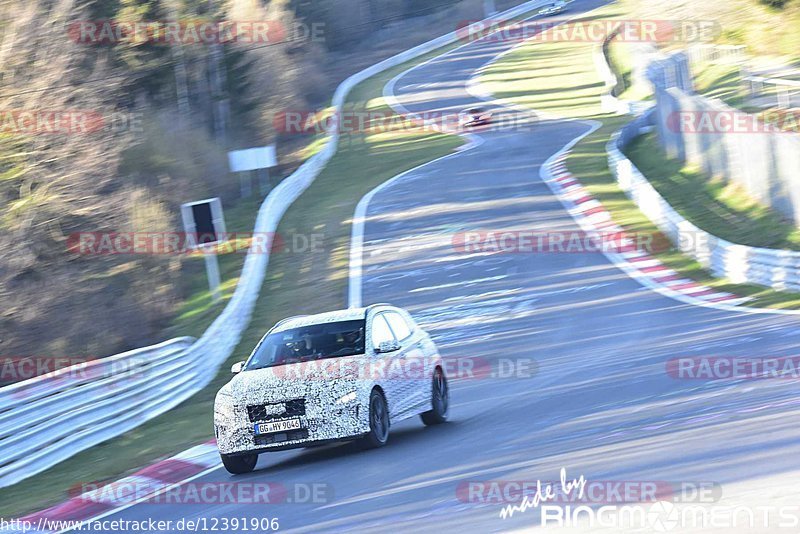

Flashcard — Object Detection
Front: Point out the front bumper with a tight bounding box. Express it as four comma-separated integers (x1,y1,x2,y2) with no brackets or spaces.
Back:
215,400,370,455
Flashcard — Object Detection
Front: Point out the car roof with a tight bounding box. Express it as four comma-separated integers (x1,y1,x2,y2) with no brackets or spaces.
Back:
270,305,394,333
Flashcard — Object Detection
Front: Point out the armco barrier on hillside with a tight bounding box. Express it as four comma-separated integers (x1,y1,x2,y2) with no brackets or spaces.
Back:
0,0,552,489
607,49,800,291
648,53,800,226
598,43,800,293
608,109,800,293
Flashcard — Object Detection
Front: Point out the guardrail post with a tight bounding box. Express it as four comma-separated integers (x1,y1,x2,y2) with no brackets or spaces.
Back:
202,245,222,303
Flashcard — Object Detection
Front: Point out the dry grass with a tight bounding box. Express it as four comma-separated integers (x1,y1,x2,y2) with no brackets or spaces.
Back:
619,0,800,63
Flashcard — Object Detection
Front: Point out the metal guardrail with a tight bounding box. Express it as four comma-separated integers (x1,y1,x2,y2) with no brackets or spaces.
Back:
608,111,800,293
0,338,196,487
0,0,551,489
743,72,800,109
687,44,746,66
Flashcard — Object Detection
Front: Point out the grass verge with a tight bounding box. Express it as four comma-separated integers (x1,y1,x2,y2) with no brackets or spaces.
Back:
478,3,800,309
692,62,750,110
624,133,800,251
0,48,462,517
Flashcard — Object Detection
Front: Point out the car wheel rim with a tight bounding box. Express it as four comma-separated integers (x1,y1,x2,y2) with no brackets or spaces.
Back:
371,396,388,441
434,372,449,416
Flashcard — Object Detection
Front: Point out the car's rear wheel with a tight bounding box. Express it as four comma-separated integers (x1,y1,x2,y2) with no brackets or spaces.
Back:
360,389,390,449
421,367,449,425
220,452,258,474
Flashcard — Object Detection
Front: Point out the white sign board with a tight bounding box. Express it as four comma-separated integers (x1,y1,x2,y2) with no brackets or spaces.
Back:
227,146,277,172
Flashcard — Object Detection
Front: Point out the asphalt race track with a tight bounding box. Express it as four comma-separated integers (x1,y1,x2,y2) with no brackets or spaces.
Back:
91,1,800,532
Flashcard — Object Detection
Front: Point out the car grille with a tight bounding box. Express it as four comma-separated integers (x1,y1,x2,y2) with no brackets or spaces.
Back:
247,398,306,423
254,429,309,447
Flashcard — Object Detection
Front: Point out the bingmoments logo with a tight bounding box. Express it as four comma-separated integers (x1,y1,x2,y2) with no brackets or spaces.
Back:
489,469,727,531
497,468,587,519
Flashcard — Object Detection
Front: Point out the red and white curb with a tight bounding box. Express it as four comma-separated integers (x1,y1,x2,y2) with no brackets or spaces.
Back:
546,152,751,306
14,440,219,533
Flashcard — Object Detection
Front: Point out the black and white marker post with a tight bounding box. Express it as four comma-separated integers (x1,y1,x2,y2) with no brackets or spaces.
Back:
181,198,227,303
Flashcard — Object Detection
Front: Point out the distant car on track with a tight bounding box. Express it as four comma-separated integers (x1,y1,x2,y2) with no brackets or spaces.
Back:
539,1,568,15
459,107,493,129
214,304,449,474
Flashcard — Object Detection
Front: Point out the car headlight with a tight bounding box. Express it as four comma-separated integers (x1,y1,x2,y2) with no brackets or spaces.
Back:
214,394,236,420
335,391,357,404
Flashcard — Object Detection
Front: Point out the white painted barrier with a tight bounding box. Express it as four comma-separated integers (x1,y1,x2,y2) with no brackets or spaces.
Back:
597,33,800,294
609,112,800,293
0,0,550,489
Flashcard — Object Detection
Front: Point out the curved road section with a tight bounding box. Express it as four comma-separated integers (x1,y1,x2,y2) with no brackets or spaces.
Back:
87,1,800,532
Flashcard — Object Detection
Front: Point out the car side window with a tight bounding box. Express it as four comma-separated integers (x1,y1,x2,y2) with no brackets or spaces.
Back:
385,312,412,341
371,314,396,350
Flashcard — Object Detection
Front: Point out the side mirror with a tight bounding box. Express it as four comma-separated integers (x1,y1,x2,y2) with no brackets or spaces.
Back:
231,361,245,374
375,340,401,354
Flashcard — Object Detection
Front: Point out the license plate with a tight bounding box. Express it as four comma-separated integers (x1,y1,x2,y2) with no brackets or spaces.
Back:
254,418,302,435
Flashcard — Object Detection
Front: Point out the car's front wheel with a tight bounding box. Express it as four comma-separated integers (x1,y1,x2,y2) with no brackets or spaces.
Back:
220,452,258,474
359,389,390,449
421,367,449,425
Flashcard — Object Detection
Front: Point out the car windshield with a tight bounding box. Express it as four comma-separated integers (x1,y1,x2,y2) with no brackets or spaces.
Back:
244,319,366,371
